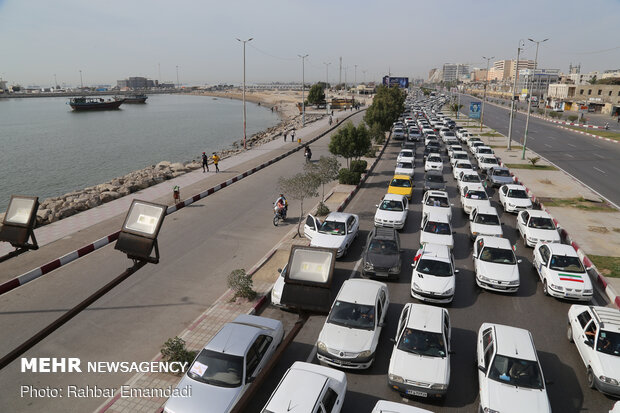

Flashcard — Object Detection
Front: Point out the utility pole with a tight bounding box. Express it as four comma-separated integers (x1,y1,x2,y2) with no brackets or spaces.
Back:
79,70,83,89
299,54,309,126
507,40,525,151
158,63,161,86
176,65,180,89
339,57,342,86
362,70,367,84
480,56,494,131
237,37,253,150
53,74,57,89
324,62,331,115
522,38,548,160
354,64,358,85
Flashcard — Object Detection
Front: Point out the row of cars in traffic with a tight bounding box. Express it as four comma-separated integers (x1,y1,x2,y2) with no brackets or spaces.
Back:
162,93,619,413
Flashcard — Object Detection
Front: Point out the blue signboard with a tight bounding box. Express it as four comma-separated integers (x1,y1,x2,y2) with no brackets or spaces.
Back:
469,101,481,119
382,76,409,89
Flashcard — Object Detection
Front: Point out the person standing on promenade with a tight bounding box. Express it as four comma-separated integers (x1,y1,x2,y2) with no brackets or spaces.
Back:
173,185,181,203
201,152,209,173
291,129,296,142
283,131,287,142
212,152,220,172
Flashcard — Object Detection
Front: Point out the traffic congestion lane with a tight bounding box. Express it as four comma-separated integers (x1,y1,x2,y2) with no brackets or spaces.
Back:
248,130,616,412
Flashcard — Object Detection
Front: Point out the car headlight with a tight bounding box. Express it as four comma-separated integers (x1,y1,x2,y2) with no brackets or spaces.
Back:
317,341,327,352
444,288,454,295
337,247,343,254
364,262,374,271
483,408,501,413
508,203,515,207
388,373,404,383
472,231,479,237
529,237,538,242
479,275,491,282
583,289,593,294
390,265,400,273
599,376,619,386
550,284,564,292
413,282,420,290
430,383,448,390
508,280,520,286
358,350,372,358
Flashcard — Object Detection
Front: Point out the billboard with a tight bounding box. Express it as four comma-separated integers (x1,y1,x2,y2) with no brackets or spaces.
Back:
382,76,409,89
469,101,481,119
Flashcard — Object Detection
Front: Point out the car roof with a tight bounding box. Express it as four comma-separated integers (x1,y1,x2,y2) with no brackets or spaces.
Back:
491,166,510,172
325,212,356,222
544,243,578,256
503,184,526,190
206,322,261,356
392,174,412,180
426,190,448,197
372,226,398,240
425,170,443,177
477,235,512,249
373,400,433,413
486,323,537,361
590,306,620,333
404,303,444,333
474,205,499,215
383,193,406,202
525,210,552,218
336,278,385,305
420,242,451,258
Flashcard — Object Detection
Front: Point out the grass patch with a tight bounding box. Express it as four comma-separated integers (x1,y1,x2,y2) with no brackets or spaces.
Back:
565,126,620,141
504,163,558,171
480,132,503,137
538,197,615,211
588,255,620,278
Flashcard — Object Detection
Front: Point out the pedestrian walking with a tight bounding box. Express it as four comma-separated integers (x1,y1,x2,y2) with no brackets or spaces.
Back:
617,116,620,123
212,152,220,172
291,129,296,142
331,110,334,116
201,152,209,172
283,131,287,142
173,185,181,203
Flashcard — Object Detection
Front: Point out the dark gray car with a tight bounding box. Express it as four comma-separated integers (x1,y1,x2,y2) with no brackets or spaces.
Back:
424,170,446,192
487,167,514,187
362,227,402,279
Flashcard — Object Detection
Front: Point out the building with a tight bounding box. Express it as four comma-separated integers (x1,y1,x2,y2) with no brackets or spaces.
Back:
472,69,488,82
442,64,470,82
116,76,156,89
0,79,7,93
547,83,620,115
428,68,443,83
491,59,536,81
428,68,437,81
602,69,620,79
559,71,599,85
517,69,560,98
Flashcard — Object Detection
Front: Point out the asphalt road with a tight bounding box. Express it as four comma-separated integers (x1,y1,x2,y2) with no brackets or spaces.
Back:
0,111,366,413
457,94,620,207
247,137,616,412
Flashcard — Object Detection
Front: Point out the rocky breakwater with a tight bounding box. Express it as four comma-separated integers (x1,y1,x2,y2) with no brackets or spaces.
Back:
34,161,201,227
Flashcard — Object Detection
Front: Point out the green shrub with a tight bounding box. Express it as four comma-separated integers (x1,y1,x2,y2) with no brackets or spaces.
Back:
161,337,197,375
338,168,361,185
548,111,558,118
227,269,257,301
350,160,368,173
316,202,330,216
364,147,377,158
567,115,578,122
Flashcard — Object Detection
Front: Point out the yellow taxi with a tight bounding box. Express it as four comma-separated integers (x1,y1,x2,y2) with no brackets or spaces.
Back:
388,174,413,200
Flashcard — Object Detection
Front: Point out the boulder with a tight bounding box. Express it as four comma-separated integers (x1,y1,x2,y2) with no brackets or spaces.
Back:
156,161,172,169
56,206,77,220
170,162,187,172
96,183,118,192
100,191,121,203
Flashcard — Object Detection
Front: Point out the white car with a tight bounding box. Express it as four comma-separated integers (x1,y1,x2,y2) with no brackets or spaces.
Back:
372,400,433,413
164,315,284,413
410,243,457,303
460,186,491,215
420,212,454,249
452,160,474,180
424,154,443,172
395,161,414,177
374,193,408,230
478,156,500,174
422,127,435,137
517,210,560,247
261,361,346,413
397,149,415,164
304,212,359,258
446,144,462,157
387,304,451,398
499,184,533,213
467,138,484,152
469,205,503,239
421,190,452,227
317,279,389,369
449,151,469,167
567,305,620,397
477,323,551,413
473,236,521,293
473,145,494,161
533,243,593,301
270,265,288,308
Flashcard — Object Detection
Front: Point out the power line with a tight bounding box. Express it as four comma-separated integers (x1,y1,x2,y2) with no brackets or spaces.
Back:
246,43,297,61
559,45,620,55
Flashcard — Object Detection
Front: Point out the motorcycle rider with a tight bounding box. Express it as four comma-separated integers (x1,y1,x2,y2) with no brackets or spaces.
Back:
274,193,288,218
304,146,312,162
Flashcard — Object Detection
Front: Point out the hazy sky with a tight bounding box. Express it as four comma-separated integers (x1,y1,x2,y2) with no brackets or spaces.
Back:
1,0,618,87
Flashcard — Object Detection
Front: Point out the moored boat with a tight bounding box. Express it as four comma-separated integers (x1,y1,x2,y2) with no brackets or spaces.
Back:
69,96,125,111
123,94,148,103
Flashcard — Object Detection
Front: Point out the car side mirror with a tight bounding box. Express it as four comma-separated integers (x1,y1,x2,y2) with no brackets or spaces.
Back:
448,350,456,355
452,231,456,234
450,203,455,206
247,376,256,383
501,222,505,225
375,204,379,208
454,269,460,273
389,337,396,344
545,380,554,386
379,322,386,328
517,259,523,264
277,268,282,273
478,365,486,373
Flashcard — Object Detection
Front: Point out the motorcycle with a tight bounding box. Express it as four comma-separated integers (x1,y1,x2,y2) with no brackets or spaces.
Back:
273,204,287,226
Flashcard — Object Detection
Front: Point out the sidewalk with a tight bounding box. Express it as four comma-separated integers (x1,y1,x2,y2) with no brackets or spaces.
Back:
460,117,620,308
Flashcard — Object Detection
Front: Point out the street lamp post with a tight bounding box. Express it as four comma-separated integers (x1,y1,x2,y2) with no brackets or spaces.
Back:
176,65,180,89
237,37,253,150
522,38,548,160
507,40,525,150
324,62,331,115
298,54,309,126
79,70,83,89
480,56,494,131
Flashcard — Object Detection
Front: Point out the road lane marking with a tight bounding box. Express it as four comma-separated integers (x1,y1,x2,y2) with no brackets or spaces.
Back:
593,167,606,174
594,153,605,159
548,136,556,140
544,143,552,148
567,143,577,148
565,153,574,158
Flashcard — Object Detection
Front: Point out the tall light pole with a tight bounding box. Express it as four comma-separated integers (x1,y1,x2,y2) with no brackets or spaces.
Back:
480,56,494,131
237,37,253,150
362,70,367,84
176,65,180,89
507,40,525,151
158,63,161,86
53,74,57,89
298,54,308,126
354,64,358,85
324,62,331,115
79,70,83,89
522,38,549,160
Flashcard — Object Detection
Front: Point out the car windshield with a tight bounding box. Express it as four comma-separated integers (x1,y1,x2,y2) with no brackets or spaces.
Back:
426,174,444,183
597,331,620,356
474,213,500,225
508,189,528,198
456,163,472,169
318,220,346,235
482,158,498,164
399,151,413,157
397,162,413,169
423,221,451,235
463,175,481,183
398,328,446,357
426,196,449,207
480,247,516,265
328,300,375,330
466,191,488,200
428,156,442,163
391,178,412,188
380,200,404,211
368,239,399,255
454,153,468,159
549,255,585,273
488,355,544,390
416,258,453,277
494,169,511,177
528,217,555,230
187,349,244,388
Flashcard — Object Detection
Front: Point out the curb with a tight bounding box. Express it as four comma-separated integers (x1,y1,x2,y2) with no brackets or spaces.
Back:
0,110,364,297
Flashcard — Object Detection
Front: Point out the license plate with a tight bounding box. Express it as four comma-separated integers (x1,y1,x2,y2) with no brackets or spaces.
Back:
406,390,428,397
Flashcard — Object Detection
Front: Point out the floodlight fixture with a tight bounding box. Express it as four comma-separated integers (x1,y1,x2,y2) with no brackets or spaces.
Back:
0,195,39,251
114,200,166,264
